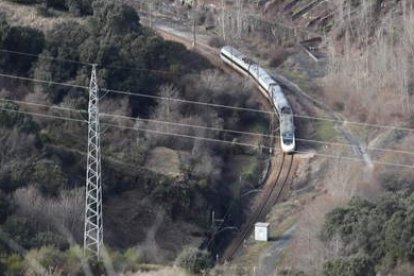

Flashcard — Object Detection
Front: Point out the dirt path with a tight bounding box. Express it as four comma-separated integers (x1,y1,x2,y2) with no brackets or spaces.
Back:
256,224,297,276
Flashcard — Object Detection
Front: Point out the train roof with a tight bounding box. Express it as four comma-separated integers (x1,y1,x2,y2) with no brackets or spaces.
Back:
221,46,245,60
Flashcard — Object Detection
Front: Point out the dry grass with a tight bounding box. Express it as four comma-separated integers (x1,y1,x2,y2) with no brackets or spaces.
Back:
145,147,182,176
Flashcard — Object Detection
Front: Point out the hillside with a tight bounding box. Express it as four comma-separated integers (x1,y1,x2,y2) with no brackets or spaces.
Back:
137,0,414,275
0,0,272,274
0,0,414,275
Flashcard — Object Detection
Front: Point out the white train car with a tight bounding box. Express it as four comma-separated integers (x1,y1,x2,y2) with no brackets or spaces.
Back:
220,46,295,153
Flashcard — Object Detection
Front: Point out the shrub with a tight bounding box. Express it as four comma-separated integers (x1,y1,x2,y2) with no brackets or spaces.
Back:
208,36,224,48
32,160,68,197
176,247,213,274
0,26,45,75
65,0,93,16
0,191,12,224
36,5,55,17
321,193,414,272
1,216,36,250
0,103,38,133
109,247,144,272
25,246,64,274
32,232,69,250
322,254,375,276
3,254,24,275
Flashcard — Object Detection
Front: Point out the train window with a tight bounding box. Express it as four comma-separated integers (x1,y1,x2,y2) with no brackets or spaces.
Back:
283,137,293,145
281,106,291,114
282,132,294,145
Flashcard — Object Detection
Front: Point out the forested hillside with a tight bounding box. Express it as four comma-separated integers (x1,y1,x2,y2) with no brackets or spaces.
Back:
0,0,268,274
254,0,414,275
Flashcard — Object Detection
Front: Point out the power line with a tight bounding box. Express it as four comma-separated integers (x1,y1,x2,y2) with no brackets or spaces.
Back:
0,98,87,115
2,72,414,134
106,86,414,133
104,123,414,169
292,150,414,169
100,113,270,138
101,64,175,75
0,105,412,169
0,73,88,89
2,97,414,157
0,48,177,75
0,48,92,66
4,40,412,133
103,112,414,157
102,121,265,149
0,106,86,123
101,87,271,114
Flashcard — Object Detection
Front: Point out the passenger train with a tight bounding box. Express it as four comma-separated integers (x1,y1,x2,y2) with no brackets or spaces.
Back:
220,46,295,153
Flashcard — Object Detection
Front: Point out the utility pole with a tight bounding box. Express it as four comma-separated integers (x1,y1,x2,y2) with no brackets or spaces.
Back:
84,64,103,260
221,0,226,41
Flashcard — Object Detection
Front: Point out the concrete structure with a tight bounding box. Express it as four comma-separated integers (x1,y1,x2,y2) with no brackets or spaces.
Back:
255,222,270,241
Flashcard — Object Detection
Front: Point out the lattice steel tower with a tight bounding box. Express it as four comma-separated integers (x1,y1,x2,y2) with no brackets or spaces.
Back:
84,64,103,260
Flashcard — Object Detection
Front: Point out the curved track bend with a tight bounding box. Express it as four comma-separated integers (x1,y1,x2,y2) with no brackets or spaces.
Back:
154,24,297,263
221,152,294,262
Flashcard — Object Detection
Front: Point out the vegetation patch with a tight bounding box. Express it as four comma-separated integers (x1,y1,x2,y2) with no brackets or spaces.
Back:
314,120,337,141
0,0,269,273
320,192,414,274
146,147,181,176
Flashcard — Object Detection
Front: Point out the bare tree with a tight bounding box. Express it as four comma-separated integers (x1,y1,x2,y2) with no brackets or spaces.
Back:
221,0,226,41
14,187,84,241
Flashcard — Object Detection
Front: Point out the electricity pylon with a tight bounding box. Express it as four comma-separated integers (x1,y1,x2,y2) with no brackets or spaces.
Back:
84,64,103,260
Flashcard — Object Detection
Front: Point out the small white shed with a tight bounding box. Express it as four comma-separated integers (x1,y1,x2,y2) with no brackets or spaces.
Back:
255,222,270,241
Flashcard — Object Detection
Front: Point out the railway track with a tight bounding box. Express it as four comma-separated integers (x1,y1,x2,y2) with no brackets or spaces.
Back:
221,152,294,262
154,26,239,76
152,20,297,262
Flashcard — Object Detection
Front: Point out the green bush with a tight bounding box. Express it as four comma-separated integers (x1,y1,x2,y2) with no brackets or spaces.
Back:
0,103,38,133
1,216,36,250
109,247,144,272
36,5,55,17
0,191,12,224
90,1,140,35
44,0,66,11
2,254,24,275
176,247,213,274
32,160,68,196
32,232,69,250
25,246,64,274
65,0,93,16
322,254,375,276
0,26,45,75
321,192,414,272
